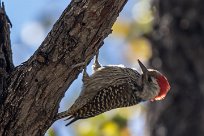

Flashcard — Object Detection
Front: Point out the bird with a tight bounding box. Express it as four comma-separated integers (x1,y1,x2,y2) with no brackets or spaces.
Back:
55,53,170,126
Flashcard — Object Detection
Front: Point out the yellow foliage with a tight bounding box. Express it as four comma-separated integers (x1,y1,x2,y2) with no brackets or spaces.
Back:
132,0,154,24
112,22,130,37
47,128,56,136
77,122,98,136
125,38,152,62
101,122,119,136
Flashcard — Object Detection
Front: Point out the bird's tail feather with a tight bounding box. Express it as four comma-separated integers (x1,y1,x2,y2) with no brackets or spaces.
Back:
54,111,80,126
65,117,79,126
54,111,71,121
64,115,74,121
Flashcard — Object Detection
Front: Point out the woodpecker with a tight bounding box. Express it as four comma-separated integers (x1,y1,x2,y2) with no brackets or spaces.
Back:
55,53,170,126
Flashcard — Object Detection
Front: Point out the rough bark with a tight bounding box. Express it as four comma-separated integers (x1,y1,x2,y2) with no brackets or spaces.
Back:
0,2,14,104
0,0,128,135
148,0,204,136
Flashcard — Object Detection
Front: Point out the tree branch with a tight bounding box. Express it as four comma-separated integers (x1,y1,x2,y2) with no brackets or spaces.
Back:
0,0,128,135
0,2,13,104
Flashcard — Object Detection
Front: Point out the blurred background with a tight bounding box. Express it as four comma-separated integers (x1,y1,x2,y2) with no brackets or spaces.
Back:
5,0,204,136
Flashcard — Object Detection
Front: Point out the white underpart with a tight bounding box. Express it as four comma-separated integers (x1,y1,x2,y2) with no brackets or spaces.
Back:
138,77,160,100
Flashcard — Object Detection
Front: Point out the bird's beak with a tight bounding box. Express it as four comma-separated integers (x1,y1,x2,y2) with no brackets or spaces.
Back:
138,60,148,74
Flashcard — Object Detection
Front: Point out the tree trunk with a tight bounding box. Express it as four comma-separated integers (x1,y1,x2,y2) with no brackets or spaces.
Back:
148,0,204,136
0,0,128,135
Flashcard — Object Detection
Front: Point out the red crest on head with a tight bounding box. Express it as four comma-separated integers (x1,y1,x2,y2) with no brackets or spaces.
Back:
153,75,170,101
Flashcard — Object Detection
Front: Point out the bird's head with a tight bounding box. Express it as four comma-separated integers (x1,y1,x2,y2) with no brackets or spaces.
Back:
138,60,170,101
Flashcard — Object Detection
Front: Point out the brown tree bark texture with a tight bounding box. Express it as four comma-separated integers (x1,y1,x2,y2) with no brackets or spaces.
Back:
0,0,128,135
148,0,204,136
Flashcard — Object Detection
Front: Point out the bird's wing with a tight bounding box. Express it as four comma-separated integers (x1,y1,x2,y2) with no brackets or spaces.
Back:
67,66,140,113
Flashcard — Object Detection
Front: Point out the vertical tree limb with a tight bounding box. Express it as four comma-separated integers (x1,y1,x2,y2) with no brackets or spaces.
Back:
148,0,204,136
0,2,13,104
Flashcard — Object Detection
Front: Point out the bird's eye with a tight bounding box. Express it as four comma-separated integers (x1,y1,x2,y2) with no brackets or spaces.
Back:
148,76,152,82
